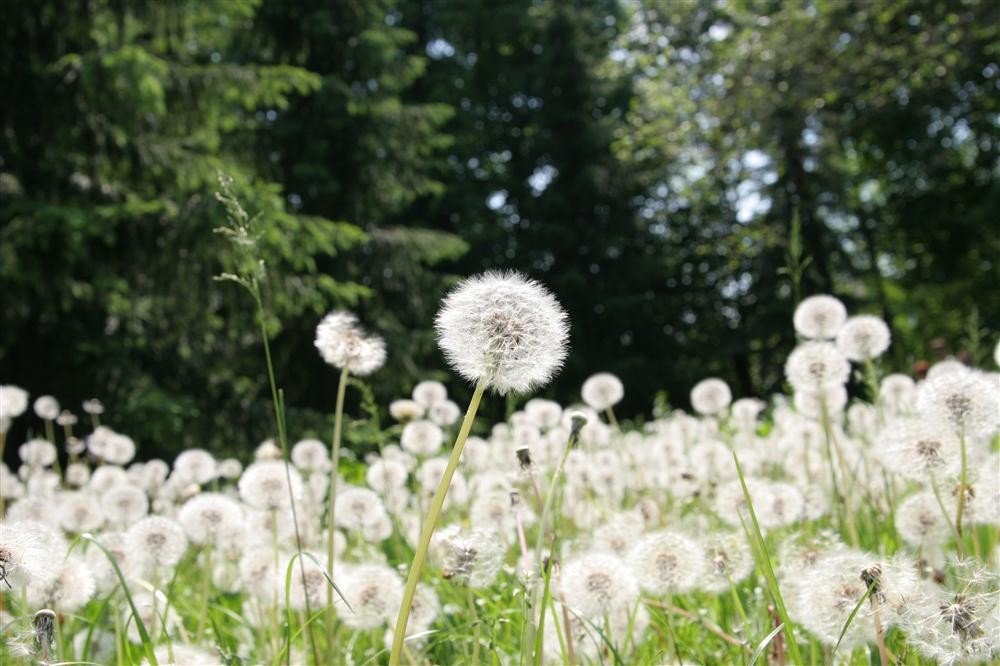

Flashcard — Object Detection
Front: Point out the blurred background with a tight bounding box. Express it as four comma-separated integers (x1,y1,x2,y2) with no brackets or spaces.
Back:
1,0,997,460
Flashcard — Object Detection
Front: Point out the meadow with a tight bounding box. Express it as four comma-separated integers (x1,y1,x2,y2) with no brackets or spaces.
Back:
2,192,999,666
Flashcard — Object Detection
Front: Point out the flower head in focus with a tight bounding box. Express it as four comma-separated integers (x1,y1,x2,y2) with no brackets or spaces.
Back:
315,310,386,376
434,271,569,395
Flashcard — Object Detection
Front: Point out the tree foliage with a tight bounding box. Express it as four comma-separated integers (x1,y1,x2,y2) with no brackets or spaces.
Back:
1,0,996,458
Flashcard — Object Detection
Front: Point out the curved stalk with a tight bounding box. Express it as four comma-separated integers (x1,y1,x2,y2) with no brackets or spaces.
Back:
389,379,486,665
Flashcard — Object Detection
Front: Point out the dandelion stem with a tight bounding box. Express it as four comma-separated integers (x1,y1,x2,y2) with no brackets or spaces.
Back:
326,365,350,654
389,379,486,666
955,429,969,555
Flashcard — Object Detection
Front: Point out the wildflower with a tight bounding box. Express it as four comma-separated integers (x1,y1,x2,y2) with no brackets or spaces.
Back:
431,525,504,588
334,486,390,536
434,270,569,395
56,410,77,426
178,493,243,545
315,310,386,376
690,378,732,416
559,551,639,618
0,520,59,588
65,462,90,487
883,417,961,481
365,457,409,493
785,341,850,392
389,399,423,422
100,485,149,526
581,372,625,411
401,420,444,456
217,457,243,479
701,532,754,593
103,432,137,465
730,397,765,431
895,491,951,548
32,396,59,421
337,564,404,630
172,448,218,485
81,399,104,415
291,438,331,473
284,550,332,611
793,294,847,339
793,385,848,419
18,439,57,468
126,590,180,644
428,399,461,427
524,398,563,430
58,492,105,533
916,369,999,438
627,530,707,595
880,373,916,413
126,516,188,569
836,315,891,361
412,380,448,408
26,556,95,612
901,582,999,664
0,385,29,419
239,460,303,511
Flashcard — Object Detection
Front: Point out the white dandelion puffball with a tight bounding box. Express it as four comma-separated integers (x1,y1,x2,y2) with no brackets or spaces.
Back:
81,398,104,415
559,551,639,618
581,372,624,411
690,377,733,415
0,385,29,419
401,420,445,456
19,439,57,467
101,485,149,526
337,564,404,630
315,310,386,376
428,399,461,427
793,294,847,339
33,395,60,420
178,493,243,545
627,530,708,595
435,271,569,395
389,399,423,422
173,448,217,485
239,460,304,510
0,520,60,588
412,380,448,408
916,369,999,438
126,516,188,569
291,438,331,473
785,341,850,391
836,315,891,361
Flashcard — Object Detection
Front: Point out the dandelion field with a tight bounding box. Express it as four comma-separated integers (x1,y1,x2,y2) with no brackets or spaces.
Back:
1,186,999,666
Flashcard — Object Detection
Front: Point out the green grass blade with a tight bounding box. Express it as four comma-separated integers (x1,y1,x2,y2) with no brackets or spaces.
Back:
730,451,804,666
80,533,158,666
748,622,784,666
833,580,876,654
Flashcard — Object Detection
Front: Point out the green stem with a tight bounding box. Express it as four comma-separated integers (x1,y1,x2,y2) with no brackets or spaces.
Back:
468,587,481,666
389,379,486,666
196,545,213,641
955,430,968,556
326,365,350,656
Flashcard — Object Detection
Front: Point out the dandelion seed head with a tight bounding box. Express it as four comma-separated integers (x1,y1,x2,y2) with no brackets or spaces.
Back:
365,457,409,493
917,369,999,438
559,551,639,618
291,438,331,473
178,492,243,545
401,420,444,456
239,460,303,511
103,432,136,465
794,294,847,339
126,516,188,569
0,520,60,589
389,399,423,422
836,315,891,361
524,398,563,430
428,399,461,427
690,378,732,415
432,525,505,588
334,486,389,535
58,491,105,533
785,341,851,391
434,271,569,395
628,530,707,595
581,372,624,411
100,484,149,526
26,556,95,613
56,410,77,426
337,564,403,630
896,491,951,548
0,385,29,419
18,439,57,468
315,310,386,376
32,396,59,421
172,448,217,485
81,399,104,415
411,380,448,408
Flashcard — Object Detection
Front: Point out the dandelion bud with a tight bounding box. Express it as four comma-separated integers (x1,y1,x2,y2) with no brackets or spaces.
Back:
33,609,56,661
434,271,569,395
